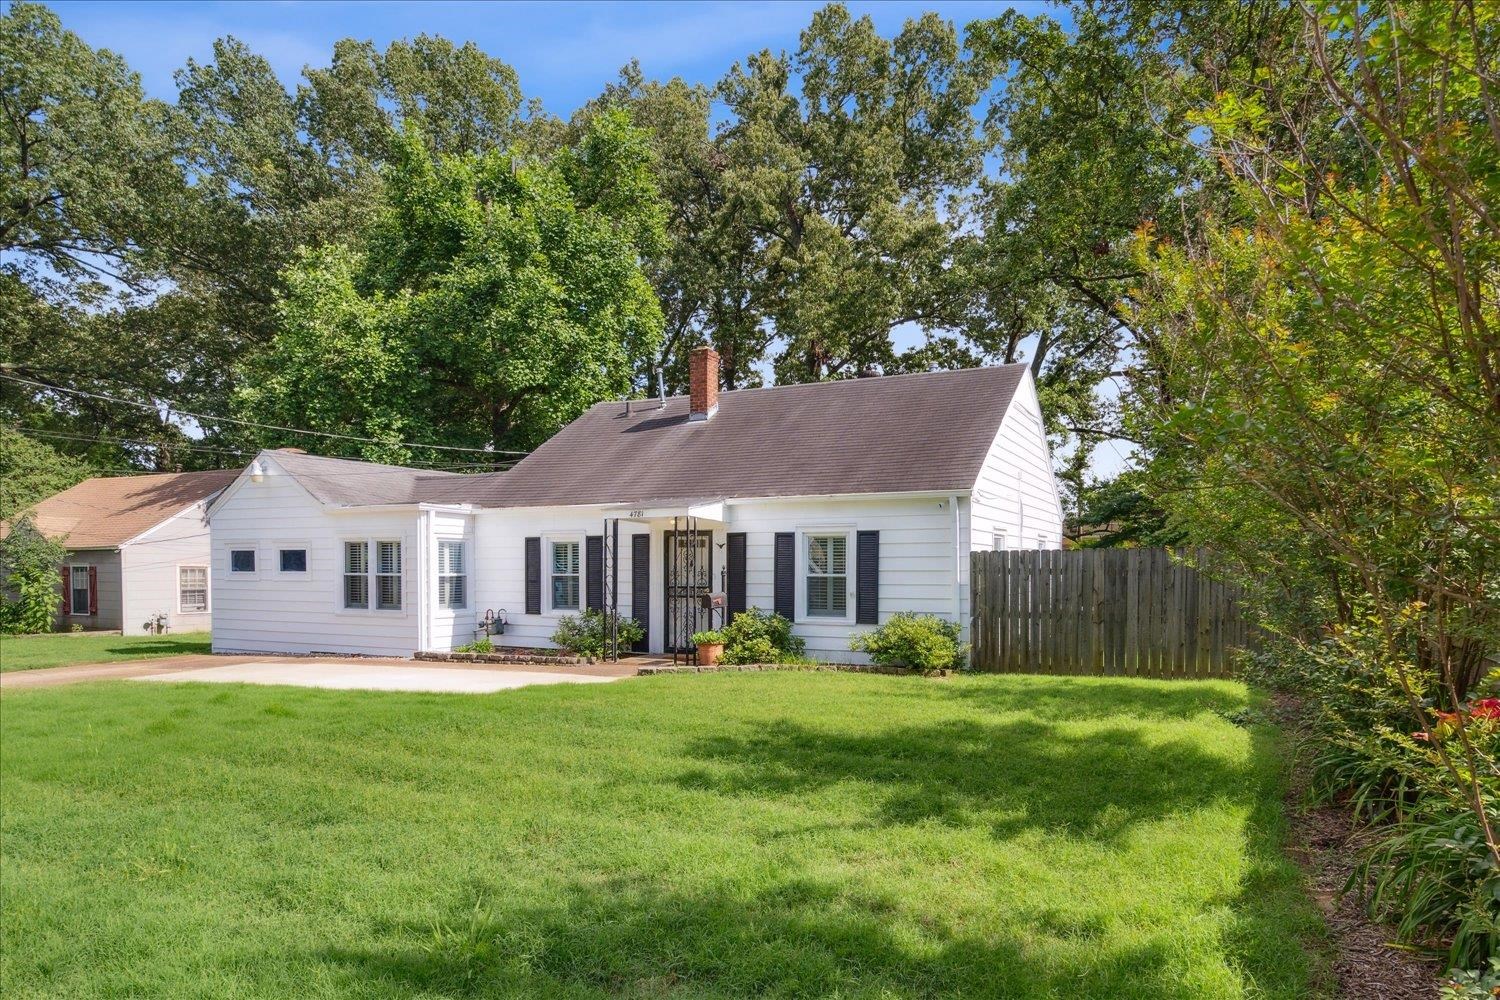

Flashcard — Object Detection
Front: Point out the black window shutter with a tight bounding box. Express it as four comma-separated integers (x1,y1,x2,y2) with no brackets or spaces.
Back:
630,534,650,651
773,532,795,621
524,537,541,615
856,530,880,625
585,535,604,610
726,533,747,622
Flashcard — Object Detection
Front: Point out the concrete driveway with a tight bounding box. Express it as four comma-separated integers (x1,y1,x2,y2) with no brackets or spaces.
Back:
2,654,632,694
133,660,622,693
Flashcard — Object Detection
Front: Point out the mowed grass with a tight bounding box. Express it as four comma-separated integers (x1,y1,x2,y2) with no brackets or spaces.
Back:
0,672,1327,998
0,631,212,672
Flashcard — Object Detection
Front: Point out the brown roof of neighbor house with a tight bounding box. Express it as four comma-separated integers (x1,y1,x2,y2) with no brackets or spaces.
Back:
419,365,1028,508
10,469,240,549
265,449,460,506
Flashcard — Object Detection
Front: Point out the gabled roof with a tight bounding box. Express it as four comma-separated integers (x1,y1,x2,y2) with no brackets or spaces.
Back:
259,450,462,506
7,470,239,549
421,365,1029,508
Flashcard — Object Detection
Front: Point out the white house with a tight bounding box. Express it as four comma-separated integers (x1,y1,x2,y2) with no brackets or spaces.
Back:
207,352,1063,661
3,470,238,634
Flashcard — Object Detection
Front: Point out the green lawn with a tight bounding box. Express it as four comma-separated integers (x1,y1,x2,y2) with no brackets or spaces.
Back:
0,630,212,672
0,672,1328,998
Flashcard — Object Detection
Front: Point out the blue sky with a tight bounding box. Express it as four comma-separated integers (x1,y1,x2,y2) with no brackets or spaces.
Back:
48,1,1041,112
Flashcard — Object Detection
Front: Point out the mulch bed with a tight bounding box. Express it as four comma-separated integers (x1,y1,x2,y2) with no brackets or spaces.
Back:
1271,696,1441,999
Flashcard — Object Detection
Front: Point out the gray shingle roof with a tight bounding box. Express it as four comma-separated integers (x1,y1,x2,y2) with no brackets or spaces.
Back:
266,450,460,505
420,366,1027,509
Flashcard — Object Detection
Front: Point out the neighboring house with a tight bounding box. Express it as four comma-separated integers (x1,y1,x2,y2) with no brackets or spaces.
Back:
4,470,238,634
208,352,1063,661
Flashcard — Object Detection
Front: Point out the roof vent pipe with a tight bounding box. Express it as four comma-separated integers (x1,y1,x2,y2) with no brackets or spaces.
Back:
657,369,666,406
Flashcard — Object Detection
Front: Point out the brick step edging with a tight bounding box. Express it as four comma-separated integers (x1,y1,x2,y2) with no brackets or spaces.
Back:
637,663,948,677
416,650,597,666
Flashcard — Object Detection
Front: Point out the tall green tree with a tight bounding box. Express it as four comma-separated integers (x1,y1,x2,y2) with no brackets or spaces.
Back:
717,4,984,383
0,425,91,521
569,63,767,393
235,110,666,463
1125,0,1500,922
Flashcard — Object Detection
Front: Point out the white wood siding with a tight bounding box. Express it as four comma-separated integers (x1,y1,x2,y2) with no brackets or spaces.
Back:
427,509,477,651
208,458,422,657
54,549,122,632
473,494,965,663
118,501,214,636
969,370,1065,553
473,508,644,652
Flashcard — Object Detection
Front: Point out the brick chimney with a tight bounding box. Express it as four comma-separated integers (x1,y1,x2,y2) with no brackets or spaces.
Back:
688,346,719,421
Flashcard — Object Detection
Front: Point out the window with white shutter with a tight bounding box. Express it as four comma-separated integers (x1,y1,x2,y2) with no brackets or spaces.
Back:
805,534,848,618
438,540,466,609
550,540,580,611
376,541,402,610
344,542,368,609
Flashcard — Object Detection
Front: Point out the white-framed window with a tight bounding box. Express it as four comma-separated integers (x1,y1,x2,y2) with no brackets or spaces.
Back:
70,564,91,615
438,539,466,610
550,539,580,611
279,548,307,572
805,533,849,619
178,565,208,613
230,549,256,573
343,541,368,609
1036,534,1048,549
375,540,402,611
993,529,1007,551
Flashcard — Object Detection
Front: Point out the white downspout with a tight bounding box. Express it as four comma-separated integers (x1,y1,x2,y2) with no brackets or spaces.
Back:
951,493,962,627
416,508,432,653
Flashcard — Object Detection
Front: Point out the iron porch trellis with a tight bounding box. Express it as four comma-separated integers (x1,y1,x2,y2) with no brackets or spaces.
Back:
600,512,716,665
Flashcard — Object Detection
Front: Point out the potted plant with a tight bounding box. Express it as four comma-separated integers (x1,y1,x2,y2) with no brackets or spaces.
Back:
691,629,725,666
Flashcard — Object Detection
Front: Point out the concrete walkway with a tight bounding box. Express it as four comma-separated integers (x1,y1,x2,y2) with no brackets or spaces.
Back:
2,653,634,693
134,660,620,693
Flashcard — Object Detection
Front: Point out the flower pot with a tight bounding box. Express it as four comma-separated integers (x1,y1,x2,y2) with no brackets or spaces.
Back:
697,642,724,666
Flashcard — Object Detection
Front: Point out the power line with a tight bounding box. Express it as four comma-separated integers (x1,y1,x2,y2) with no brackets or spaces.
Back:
1,372,531,456
7,427,517,473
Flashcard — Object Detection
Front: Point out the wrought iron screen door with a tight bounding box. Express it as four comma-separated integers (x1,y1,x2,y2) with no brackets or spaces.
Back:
664,529,711,653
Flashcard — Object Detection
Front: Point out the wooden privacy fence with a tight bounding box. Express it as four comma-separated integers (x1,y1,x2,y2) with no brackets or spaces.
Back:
969,548,1254,678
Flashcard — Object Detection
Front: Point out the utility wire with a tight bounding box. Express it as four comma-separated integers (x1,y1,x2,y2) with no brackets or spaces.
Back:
8,427,517,473
1,372,531,456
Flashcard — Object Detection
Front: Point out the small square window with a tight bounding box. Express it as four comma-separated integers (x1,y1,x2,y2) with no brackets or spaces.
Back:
230,549,256,573
280,549,307,572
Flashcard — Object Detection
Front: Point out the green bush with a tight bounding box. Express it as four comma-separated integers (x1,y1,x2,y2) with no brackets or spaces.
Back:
1442,958,1500,1000
719,608,805,665
551,609,644,658
850,612,966,673
455,638,494,654
1261,632,1500,968
690,630,724,646
0,516,64,635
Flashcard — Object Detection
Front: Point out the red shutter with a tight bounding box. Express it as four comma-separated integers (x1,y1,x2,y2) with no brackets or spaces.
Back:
61,565,71,615
88,565,98,616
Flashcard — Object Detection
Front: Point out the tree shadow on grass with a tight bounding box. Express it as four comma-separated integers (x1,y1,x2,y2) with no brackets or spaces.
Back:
937,674,1250,724
314,697,1320,998
677,715,1249,842
318,875,1203,1000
